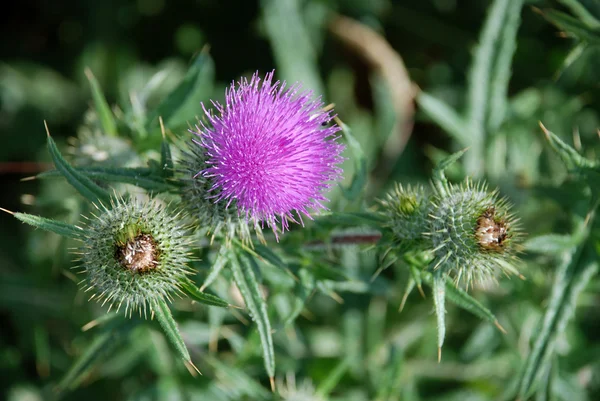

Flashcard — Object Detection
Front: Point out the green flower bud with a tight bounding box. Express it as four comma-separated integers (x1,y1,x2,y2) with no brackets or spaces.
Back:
177,143,264,244
427,180,520,288
378,183,429,247
79,196,193,317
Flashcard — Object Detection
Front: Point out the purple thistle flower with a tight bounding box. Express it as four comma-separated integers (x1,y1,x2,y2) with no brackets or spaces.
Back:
192,71,344,236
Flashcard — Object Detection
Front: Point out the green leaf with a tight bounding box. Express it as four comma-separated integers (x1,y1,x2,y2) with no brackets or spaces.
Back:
253,244,286,270
10,212,83,239
524,234,582,254
200,245,229,291
283,269,315,327
160,137,174,178
152,298,198,373
180,278,230,308
261,0,324,94
417,91,468,145
146,51,214,129
431,148,468,196
465,0,516,176
540,123,597,170
339,121,368,201
431,271,446,358
518,243,598,399
229,250,275,379
46,130,111,204
84,68,118,137
487,0,524,133
38,166,177,193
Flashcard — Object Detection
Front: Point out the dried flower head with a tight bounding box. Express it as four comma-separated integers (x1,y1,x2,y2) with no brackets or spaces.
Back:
79,196,193,317
427,181,520,288
191,71,345,236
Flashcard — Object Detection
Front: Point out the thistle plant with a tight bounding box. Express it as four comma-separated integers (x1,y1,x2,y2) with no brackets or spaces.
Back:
8,0,600,397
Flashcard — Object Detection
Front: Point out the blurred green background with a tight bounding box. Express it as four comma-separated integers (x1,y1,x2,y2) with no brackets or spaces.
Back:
2,0,600,400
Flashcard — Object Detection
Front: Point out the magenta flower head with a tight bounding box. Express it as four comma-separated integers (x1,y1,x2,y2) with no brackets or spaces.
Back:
191,71,345,237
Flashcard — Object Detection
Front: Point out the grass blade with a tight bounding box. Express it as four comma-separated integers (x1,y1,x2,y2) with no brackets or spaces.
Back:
84,68,117,137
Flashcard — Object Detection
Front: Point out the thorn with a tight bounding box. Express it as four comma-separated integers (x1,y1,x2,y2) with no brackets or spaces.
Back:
43,120,51,137
81,319,100,331
437,347,442,363
494,320,507,334
199,284,206,292
518,274,526,281
539,121,550,139
20,176,37,182
159,116,166,139
228,303,243,310
185,360,202,376
269,376,276,392
0,207,14,215
399,291,410,312
417,284,426,299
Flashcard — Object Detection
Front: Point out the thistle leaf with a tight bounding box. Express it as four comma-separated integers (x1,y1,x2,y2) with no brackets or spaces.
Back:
38,166,176,192
200,245,229,292
84,68,117,137
160,138,174,178
46,128,111,204
431,148,468,196
487,0,524,133
432,272,446,360
152,298,197,373
146,51,215,129
524,234,582,255
417,91,468,146
229,250,275,378
465,0,517,175
10,211,83,240
180,278,230,308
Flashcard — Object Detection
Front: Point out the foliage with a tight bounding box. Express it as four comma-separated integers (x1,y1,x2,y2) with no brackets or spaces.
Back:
2,1,600,401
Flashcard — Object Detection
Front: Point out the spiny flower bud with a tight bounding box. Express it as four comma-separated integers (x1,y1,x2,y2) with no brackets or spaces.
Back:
427,180,520,287
177,143,263,244
378,183,429,246
79,196,193,317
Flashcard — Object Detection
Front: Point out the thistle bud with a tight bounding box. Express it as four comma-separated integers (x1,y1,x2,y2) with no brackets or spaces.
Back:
79,196,193,316
427,181,520,288
378,183,429,247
